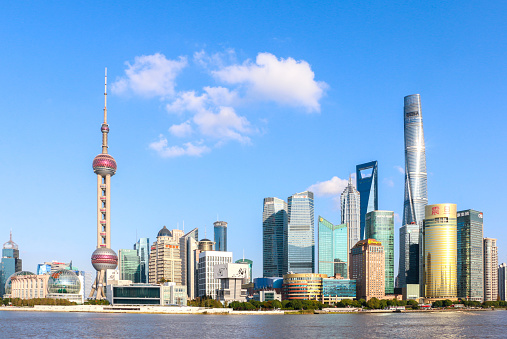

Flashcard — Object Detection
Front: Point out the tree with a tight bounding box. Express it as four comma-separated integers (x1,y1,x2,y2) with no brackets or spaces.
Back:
272,300,282,310
432,300,443,308
366,298,381,309
443,299,453,307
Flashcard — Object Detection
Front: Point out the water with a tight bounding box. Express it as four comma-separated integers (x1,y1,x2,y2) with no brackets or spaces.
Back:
1,310,506,338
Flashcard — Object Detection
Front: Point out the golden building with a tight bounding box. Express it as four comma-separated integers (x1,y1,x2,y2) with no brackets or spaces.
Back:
350,239,385,301
422,203,457,301
282,273,327,300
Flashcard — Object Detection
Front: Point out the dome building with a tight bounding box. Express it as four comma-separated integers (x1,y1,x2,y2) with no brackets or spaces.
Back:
4,271,35,296
148,226,184,285
47,269,84,303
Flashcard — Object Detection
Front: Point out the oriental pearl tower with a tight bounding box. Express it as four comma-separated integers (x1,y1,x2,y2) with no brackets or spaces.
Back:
89,69,118,300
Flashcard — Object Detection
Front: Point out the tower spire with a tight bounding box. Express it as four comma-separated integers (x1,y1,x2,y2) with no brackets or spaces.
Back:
104,68,108,124
101,68,109,154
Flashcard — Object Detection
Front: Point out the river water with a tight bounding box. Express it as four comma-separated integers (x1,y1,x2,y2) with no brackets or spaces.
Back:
1,310,505,338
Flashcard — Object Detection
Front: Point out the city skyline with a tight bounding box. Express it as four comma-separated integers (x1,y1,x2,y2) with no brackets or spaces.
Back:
1,2,506,279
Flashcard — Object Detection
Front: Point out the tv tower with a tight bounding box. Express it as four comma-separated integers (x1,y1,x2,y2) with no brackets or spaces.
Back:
89,69,118,299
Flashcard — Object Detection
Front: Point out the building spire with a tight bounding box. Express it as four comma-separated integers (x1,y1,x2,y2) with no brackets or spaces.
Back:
104,68,108,124
101,68,109,154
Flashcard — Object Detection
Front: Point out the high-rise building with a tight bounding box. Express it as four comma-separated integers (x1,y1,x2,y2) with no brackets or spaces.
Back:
198,250,233,299
341,177,361,256
180,228,198,298
483,238,498,301
397,223,420,288
0,232,22,296
235,258,253,283
118,249,141,283
457,210,484,301
134,237,150,283
148,226,184,285
318,216,348,278
282,273,327,300
365,211,394,294
89,70,119,300
185,236,200,299
350,239,385,301
499,263,507,301
287,191,315,273
422,203,457,301
356,161,378,240
262,197,288,277
214,221,227,252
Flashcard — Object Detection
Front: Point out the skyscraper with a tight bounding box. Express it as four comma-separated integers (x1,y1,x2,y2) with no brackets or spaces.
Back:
287,191,314,273
356,161,378,240
89,70,119,300
118,249,141,283
397,223,419,287
457,210,483,301
499,263,507,301
134,237,150,283
262,197,288,277
365,210,394,294
149,226,184,285
422,203,457,300
180,228,198,297
214,221,227,252
483,238,498,301
341,177,361,254
318,216,348,278
0,232,22,296
350,239,385,301
198,250,233,299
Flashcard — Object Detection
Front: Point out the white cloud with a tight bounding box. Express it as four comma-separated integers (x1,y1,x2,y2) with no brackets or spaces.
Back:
308,176,349,197
213,52,327,112
169,121,193,138
149,135,210,158
395,165,405,175
166,91,207,114
112,53,187,98
204,86,238,106
193,49,237,69
193,106,252,144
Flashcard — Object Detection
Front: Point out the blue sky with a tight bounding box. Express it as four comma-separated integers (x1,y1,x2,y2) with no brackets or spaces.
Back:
1,1,506,278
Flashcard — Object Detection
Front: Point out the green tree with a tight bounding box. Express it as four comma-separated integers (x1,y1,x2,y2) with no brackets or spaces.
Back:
272,300,282,309
366,298,381,309
443,299,453,307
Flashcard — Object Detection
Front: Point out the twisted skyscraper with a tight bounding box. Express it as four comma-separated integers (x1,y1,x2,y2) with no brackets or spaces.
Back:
89,69,119,299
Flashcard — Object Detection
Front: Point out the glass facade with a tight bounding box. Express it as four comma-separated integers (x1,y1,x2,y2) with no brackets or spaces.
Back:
318,216,348,278
282,273,326,300
214,221,227,252
1,233,22,296
499,263,507,301
134,237,150,283
287,191,314,273
119,249,141,283
397,223,419,287
365,211,394,294
48,269,81,294
422,204,457,299
356,161,378,240
322,278,356,301
457,210,483,301
340,178,360,255
262,197,287,277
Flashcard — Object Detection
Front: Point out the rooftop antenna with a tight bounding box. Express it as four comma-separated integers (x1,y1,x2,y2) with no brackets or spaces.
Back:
243,249,245,261
182,220,185,233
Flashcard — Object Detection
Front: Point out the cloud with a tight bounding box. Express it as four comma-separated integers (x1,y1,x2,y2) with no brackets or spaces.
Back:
383,178,394,187
395,165,405,175
149,135,210,158
213,52,327,112
169,121,193,138
112,53,187,98
193,49,237,69
193,106,252,144
308,176,349,197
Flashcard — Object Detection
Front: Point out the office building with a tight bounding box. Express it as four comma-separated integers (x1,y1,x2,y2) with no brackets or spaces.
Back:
322,277,356,303
179,228,199,298
483,238,498,301
287,191,314,273
214,221,228,252
214,263,249,303
365,210,394,294
198,250,233,299
318,216,348,278
282,273,327,300
118,249,141,283
254,277,283,290
89,71,119,300
1,232,22,296
422,203,457,301
356,161,378,240
235,258,253,283
457,210,483,301
263,197,288,277
134,237,150,283
350,239,385,301
106,282,187,306
397,223,419,288
149,226,184,285
499,263,507,301
340,177,361,256
253,290,282,302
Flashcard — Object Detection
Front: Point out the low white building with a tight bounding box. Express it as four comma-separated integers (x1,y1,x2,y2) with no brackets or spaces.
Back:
214,263,249,303
198,251,233,299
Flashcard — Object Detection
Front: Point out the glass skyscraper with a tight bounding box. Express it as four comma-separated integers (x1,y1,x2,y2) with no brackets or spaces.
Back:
397,223,419,287
457,210,483,301
0,232,22,296
119,249,141,283
263,197,287,277
287,191,314,273
214,221,227,252
341,177,361,254
365,210,394,294
356,161,378,240
318,216,348,278
134,237,150,283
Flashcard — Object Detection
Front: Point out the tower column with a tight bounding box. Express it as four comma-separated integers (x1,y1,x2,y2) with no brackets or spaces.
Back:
106,174,111,248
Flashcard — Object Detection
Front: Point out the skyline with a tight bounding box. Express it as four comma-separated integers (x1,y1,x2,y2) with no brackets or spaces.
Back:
1,2,506,278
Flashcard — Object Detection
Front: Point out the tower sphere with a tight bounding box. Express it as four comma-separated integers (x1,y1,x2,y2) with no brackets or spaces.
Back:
92,154,117,176
101,124,109,133
91,247,118,271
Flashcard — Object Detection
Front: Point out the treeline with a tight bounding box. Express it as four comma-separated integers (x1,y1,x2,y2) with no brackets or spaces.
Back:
230,299,325,310
84,299,110,305
187,296,224,308
435,299,507,308
335,298,419,309
0,298,77,307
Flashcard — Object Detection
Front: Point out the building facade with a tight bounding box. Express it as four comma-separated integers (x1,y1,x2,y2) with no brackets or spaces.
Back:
282,273,327,300
397,223,419,288
179,228,199,298
118,249,141,283
10,274,50,299
457,210,484,301
322,277,356,303
483,238,498,301
214,263,249,303
318,216,348,278
214,221,228,252
365,210,394,294
356,161,378,240
1,232,22,296
148,226,183,285
499,263,507,301
197,250,233,299
134,237,150,283
422,203,457,301
287,191,314,273
235,259,253,284
340,177,361,257
262,197,288,277
350,239,385,301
